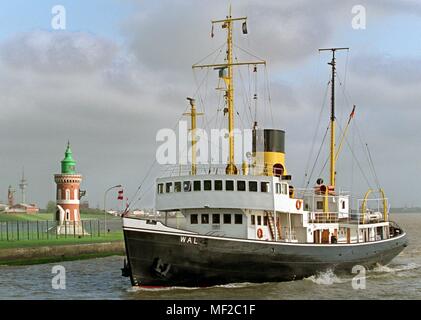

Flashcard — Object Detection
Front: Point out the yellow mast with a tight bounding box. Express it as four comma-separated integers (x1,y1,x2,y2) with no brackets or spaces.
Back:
319,47,349,188
184,98,203,175
193,6,265,175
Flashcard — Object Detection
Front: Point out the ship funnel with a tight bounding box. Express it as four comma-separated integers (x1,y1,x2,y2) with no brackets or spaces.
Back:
252,129,287,177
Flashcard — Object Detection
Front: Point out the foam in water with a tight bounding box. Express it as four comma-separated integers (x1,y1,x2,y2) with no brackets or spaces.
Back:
372,262,419,274
304,269,350,285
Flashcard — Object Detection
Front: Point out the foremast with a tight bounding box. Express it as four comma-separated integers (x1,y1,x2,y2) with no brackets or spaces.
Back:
193,6,266,175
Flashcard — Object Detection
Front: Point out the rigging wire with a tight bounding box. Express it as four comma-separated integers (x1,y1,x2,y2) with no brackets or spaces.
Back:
306,124,330,189
264,66,274,128
302,81,330,188
366,143,381,189
336,121,374,191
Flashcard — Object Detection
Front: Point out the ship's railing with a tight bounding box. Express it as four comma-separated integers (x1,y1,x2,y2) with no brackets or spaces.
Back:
293,188,351,198
282,227,297,241
308,211,387,224
159,164,280,177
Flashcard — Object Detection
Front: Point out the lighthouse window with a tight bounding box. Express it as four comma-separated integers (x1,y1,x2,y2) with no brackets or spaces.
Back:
237,181,246,191
193,181,201,191
261,182,270,193
190,214,198,224
212,214,220,224
201,214,209,224
183,181,192,192
65,189,70,200
235,214,243,224
174,182,182,193
249,181,258,192
166,182,173,193
223,214,232,224
226,180,234,191
157,184,164,194
215,180,223,191
204,180,212,191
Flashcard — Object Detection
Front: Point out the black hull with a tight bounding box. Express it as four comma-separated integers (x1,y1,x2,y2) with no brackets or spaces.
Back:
123,227,408,287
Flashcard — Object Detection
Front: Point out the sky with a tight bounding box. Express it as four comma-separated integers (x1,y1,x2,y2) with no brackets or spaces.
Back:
0,0,420,210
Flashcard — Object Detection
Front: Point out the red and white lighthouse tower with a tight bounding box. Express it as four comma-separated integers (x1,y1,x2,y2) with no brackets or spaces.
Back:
54,142,85,234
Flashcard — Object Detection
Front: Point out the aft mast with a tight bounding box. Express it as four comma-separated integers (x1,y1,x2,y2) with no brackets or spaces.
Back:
193,6,266,175
319,47,349,189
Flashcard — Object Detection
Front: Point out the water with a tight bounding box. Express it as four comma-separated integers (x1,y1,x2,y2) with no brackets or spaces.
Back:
0,213,420,300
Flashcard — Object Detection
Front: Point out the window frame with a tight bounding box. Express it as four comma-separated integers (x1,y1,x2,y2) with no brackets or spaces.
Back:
225,180,234,191
249,181,258,192
223,214,232,224
214,180,223,191
190,214,198,224
237,180,246,191
204,180,212,191
193,180,201,191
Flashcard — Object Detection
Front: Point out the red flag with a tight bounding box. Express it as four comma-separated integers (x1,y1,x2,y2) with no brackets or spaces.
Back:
118,189,124,200
350,105,356,119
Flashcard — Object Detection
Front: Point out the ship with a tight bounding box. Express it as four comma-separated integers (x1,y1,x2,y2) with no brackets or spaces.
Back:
121,8,408,288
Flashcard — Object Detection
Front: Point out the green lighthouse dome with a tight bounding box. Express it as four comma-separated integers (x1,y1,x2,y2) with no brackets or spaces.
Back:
61,142,76,174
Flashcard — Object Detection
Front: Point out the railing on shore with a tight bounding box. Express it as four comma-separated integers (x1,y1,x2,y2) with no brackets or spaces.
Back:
0,220,105,242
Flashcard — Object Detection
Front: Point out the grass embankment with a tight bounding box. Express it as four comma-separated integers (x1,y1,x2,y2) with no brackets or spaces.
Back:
0,210,125,265
0,231,125,265
0,231,123,249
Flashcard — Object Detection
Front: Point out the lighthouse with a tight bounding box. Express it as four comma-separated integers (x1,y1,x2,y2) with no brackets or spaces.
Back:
54,142,85,235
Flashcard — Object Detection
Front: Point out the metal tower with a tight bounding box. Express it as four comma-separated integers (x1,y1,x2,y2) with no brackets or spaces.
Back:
19,168,28,204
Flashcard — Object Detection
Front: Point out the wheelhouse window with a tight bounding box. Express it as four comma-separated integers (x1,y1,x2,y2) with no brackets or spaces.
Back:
166,182,173,193
174,182,182,193
204,180,212,191
235,214,243,224
157,183,164,194
193,181,201,191
212,214,220,224
261,182,270,193
183,181,191,192
282,184,288,195
276,183,281,194
249,181,258,192
223,214,232,224
317,201,324,210
263,216,268,226
257,215,262,226
201,214,209,224
251,215,255,225
237,180,246,191
191,214,198,224
342,201,346,210
214,180,223,191
226,180,234,191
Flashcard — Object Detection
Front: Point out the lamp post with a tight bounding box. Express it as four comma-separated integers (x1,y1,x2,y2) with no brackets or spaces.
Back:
104,184,122,235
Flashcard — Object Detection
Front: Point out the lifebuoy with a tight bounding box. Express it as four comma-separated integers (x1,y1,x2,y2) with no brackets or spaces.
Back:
296,200,302,210
257,228,263,239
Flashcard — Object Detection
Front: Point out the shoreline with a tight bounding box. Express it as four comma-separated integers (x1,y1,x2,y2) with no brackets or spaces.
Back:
0,241,125,266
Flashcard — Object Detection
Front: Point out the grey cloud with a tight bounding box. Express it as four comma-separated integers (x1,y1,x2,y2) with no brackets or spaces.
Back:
0,30,118,73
